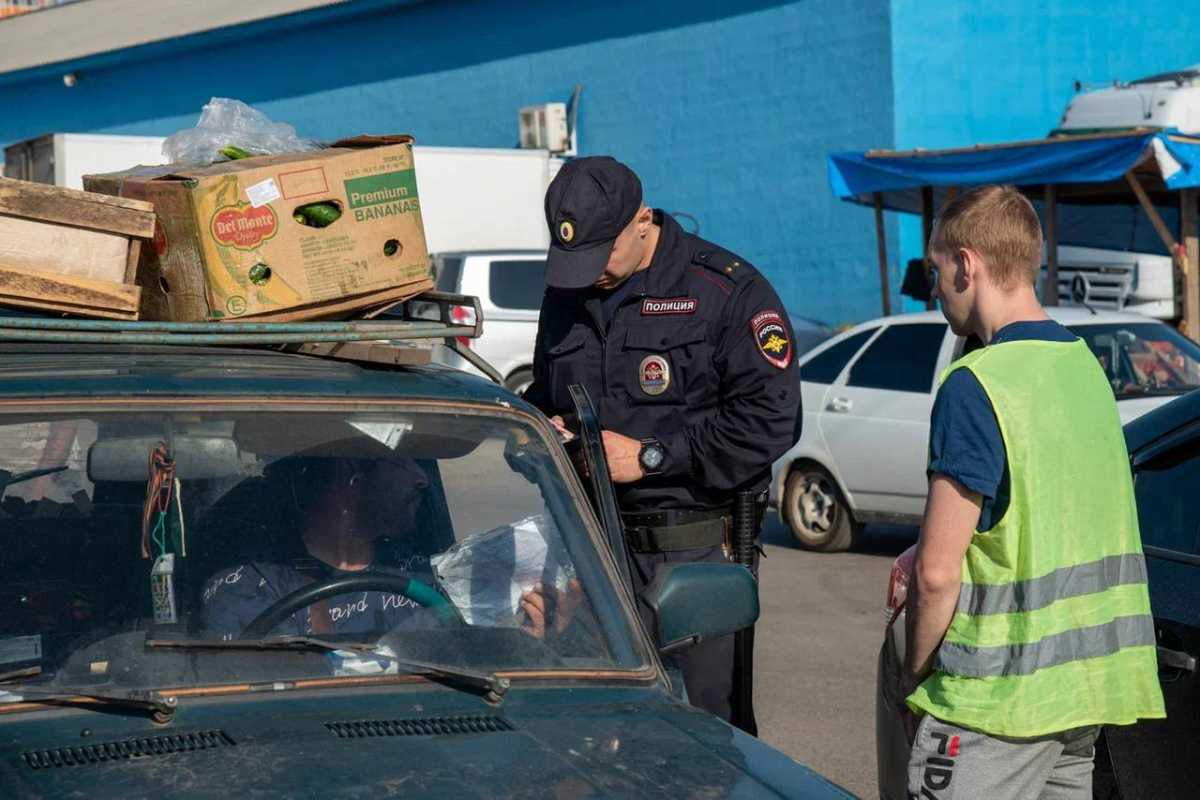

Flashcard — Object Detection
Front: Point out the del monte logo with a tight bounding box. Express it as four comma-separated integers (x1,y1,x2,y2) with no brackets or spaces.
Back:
210,202,278,250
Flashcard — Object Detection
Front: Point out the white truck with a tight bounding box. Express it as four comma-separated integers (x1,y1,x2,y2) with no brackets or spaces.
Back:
1041,65,1200,322
1041,245,1176,320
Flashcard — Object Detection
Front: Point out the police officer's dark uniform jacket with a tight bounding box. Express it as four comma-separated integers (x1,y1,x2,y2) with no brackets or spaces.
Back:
525,207,801,723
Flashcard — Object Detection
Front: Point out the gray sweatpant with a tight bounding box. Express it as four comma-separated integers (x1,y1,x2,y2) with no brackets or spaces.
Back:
907,715,1100,800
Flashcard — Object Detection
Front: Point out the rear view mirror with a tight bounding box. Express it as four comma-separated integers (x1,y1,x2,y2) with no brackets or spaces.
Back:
88,436,250,482
644,563,759,654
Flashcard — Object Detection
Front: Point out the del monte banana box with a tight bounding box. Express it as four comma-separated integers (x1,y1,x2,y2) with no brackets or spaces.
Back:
84,135,432,321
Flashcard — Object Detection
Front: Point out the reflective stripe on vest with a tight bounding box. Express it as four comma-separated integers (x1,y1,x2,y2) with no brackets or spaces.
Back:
956,553,1148,617
935,613,1156,677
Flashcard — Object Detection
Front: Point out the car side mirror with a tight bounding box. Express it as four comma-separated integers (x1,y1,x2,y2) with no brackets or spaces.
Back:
644,563,759,654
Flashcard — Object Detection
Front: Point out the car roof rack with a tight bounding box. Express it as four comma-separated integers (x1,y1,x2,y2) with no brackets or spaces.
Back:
0,291,504,384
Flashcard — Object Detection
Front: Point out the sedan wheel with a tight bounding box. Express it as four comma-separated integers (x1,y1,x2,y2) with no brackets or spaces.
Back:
504,368,534,396
784,465,862,552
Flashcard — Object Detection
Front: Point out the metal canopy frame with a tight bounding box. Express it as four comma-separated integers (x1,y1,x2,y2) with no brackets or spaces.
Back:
856,133,1200,339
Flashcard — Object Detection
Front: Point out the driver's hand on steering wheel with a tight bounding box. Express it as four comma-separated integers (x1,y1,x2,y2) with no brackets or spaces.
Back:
520,578,583,640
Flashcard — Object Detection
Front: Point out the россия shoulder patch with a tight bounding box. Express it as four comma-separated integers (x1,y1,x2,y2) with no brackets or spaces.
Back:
751,310,791,369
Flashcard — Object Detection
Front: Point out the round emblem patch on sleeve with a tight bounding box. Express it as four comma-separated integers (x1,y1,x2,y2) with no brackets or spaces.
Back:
751,311,792,369
639,355,671,395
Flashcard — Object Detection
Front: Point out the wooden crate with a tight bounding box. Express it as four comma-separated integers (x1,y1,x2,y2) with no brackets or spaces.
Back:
0,177,154,320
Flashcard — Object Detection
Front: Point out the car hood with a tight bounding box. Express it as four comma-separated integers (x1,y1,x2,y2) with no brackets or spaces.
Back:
0,688,851,799
1115,393,1181,425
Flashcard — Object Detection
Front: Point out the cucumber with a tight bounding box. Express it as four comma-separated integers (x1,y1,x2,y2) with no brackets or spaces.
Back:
221,145,254,160
295,202,342,228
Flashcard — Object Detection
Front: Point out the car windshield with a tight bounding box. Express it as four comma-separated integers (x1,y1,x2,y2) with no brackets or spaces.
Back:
0,407,646,704
1068,322,1200,399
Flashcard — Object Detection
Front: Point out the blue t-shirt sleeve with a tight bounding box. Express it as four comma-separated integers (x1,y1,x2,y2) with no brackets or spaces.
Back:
928,369,1006,500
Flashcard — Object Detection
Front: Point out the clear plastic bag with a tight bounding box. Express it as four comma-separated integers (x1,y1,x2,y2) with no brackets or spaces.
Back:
162,98,324,166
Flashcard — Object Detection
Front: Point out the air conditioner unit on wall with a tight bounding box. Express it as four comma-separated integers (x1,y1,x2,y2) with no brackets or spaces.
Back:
519,103,570,152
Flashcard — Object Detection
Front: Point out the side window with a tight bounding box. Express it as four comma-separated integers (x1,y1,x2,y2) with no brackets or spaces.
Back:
1134,438,1200,555
847,323,947,393
801,329,876,385
488,260,547,310
433,256,463,292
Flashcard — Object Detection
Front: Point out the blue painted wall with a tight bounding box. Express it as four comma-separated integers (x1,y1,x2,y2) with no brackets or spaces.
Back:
0,0,897,325
890,0,1200,311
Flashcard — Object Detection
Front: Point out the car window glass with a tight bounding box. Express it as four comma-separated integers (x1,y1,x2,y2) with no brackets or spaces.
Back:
847,323,947,393
433,256,463,292
801,329,876,385
1135,436,1200,555
0,411,646,704
1068,322,1200,400
489,260,546,310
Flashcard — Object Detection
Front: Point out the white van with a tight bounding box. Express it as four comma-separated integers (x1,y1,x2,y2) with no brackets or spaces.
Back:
1041,245,1176,320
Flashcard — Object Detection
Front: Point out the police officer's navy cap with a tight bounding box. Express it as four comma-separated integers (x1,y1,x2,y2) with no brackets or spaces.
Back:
543,156,643,289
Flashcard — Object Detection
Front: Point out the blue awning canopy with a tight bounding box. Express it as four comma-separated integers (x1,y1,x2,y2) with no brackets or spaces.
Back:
828,130,1200,216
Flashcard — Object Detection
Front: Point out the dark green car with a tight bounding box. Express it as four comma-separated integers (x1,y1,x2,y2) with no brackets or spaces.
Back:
0,323,850,798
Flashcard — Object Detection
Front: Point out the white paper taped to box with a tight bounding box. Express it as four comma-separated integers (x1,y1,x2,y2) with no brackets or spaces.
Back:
431,514,576,628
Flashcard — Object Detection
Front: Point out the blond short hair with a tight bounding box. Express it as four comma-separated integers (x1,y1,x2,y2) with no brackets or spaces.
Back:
929,185,1043,289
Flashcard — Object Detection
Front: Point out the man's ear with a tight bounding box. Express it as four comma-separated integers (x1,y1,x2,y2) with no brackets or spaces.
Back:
635,204,653,236
957,247,983,288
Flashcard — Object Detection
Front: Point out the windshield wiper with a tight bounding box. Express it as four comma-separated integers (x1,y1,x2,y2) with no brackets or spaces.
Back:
147,636,510,704
0,670,177,723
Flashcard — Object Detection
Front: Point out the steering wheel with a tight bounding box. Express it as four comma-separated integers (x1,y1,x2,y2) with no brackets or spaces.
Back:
239,572,457,639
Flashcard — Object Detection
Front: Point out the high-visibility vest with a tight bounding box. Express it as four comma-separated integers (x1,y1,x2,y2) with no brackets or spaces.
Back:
907,338,1165,738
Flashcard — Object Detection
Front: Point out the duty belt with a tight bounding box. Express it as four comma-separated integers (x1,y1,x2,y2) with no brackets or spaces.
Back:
620,505,732,553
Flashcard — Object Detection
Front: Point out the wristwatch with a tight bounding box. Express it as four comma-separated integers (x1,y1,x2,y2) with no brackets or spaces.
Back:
638,437,665,476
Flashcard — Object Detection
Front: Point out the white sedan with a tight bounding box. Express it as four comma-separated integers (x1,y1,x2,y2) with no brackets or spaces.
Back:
772,308,1200,551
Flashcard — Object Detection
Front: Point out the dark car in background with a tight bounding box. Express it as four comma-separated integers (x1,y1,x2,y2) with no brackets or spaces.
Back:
1104,389,1200,798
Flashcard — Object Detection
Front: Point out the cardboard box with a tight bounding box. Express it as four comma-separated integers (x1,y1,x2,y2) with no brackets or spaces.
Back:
85,135,433,321
0,177,153,319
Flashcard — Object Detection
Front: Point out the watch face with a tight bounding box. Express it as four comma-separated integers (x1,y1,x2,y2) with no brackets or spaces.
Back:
641,445,664,470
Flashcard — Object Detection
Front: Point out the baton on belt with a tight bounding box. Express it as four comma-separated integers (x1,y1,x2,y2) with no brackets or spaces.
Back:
731,490,763,736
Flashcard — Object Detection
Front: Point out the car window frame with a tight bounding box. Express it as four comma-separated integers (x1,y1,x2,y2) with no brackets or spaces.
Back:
800,325,882,387
839,321,951,395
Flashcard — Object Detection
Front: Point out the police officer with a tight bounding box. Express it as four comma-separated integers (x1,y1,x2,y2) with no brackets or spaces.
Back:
524,156,801,731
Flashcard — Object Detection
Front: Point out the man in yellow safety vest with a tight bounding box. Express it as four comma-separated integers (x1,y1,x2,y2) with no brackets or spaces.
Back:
900,185,1165,799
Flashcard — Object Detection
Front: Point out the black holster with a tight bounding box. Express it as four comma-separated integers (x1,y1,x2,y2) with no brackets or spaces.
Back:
731,490,765,736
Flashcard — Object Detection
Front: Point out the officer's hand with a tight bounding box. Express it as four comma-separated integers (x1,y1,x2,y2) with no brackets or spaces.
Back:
549,415,576,442
601,430,645,483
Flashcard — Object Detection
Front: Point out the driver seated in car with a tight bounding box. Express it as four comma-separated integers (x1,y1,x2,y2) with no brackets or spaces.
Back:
201,456,564,640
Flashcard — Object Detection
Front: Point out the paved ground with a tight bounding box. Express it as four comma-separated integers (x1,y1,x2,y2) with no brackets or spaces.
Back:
755,518,919,799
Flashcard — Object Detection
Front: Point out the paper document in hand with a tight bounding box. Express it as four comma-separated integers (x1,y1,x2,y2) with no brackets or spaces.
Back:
431,514,575,627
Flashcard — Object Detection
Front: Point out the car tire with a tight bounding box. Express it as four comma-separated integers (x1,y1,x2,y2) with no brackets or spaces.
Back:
783,464,862,552
505,367,534,396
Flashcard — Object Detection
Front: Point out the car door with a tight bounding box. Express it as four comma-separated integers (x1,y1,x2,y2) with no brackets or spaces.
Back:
817,322,952,518
565,384,636,602
1104,431,1200,798
797,326,881,439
